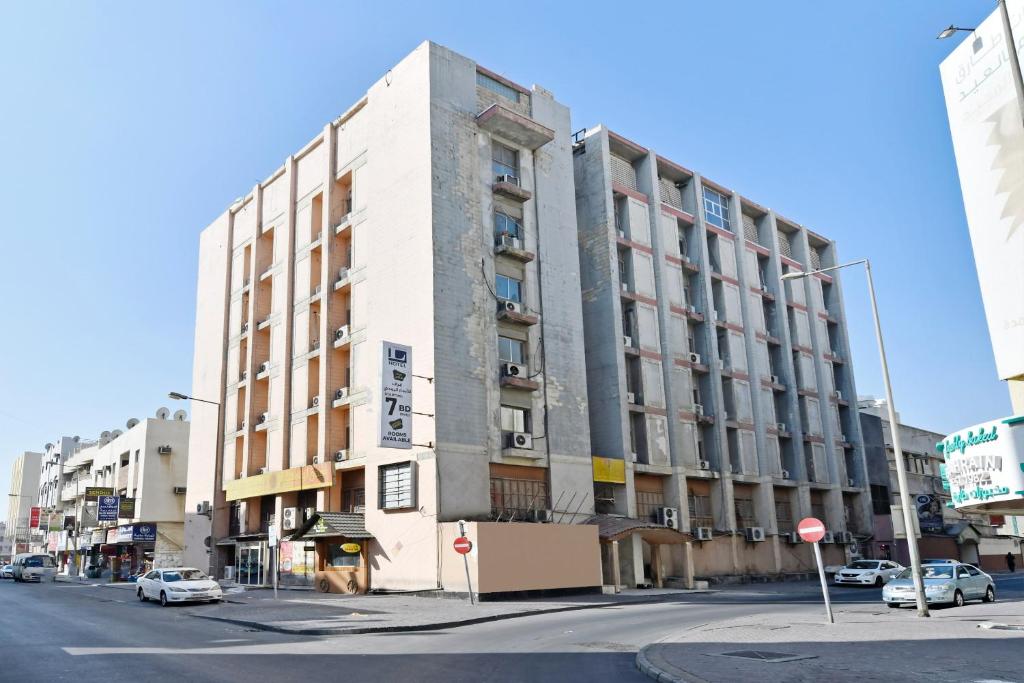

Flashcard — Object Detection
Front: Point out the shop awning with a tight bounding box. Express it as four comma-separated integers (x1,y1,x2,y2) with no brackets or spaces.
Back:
289,511,372,540
216,533,268,547
582,514,690,545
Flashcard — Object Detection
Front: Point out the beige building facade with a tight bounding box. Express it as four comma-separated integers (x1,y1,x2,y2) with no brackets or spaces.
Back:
4,451,41,561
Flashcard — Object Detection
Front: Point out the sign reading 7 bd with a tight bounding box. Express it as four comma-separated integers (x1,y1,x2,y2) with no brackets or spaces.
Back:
379,341,412,449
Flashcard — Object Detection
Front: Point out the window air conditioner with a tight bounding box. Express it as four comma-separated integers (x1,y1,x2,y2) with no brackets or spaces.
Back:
333,449,349,463
311,396,320,408
506,432,533,450
496,233,522,250
499,300,522,314
780,469,791,479
688,352,701,364
496,173,520,186
623,335,634,347
694,403,704,417
657,507,679,530
335,325,350,341
776,422,787,432
282,507,297,531
258,412,268,424
744,527,766,542
501,363,526,378
626,391,636,404
698,459,711,470
695,527,713,541
335,387,349,401
172,486,187,495
157,445,172,455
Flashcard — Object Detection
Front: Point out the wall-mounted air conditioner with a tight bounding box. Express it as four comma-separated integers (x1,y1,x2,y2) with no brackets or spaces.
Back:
698,459,711,470
258,361,270,374
258,412,269,425
172,486,187,494
498,300,522,314
506,432,533,450
744,527,766,542
770,374,780,384
780,469,790,479
688,352,701,364
776,422,787,432
282,507,298,531
335,387,349,401
334,449,349,463
502,363,526,378
496,173,520,186
695,527,713,541
157,445,172,455
335,325,350,341
694,403,704,416
311,396,320,408
657,507,679,530
623,335,634,347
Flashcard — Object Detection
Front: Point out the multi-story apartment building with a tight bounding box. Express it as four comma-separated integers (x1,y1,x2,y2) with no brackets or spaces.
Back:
573,126,872,584
4,451,41,559
858,399,1017,571
32,437,80,553
60,410,190,577
185,42,599,595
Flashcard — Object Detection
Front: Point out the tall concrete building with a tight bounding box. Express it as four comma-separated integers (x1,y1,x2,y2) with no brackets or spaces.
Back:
573,127,872,583
185,42,599,594
32,437,82,554
4,451,41,558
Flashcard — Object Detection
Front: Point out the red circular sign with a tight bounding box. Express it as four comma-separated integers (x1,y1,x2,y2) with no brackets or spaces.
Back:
453,537,473,554
797,517,827,543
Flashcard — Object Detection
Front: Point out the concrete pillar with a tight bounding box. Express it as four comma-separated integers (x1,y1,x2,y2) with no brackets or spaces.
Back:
611,540,622,592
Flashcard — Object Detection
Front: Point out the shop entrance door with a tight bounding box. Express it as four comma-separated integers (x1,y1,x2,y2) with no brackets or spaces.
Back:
236,543,266,586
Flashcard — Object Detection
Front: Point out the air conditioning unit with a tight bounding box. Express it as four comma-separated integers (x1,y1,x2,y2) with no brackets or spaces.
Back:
834,531,854,544
304,507,316,521
311,285,322,296
311,339,320,351
657,507,679,530
847,478,856,487
695,527,713,541
241,322,250,334
717,359,725,370
172,486,187,494
239,421,247,431
698,459,711,470
335,387,349,401
196,501,211,516
620,280,630,292
311,396,320,408
688,352,701,364
530,509,553,523
335,325,350,341
626,391,636,404
496,173,520,186
240,370,248,381
506,432,533,450
617,228,626,239
821,531,834,544
834,390,843,401
694,403,704,416
628,451,638,463
770,374,780,384
338,266,350,281
258,467,268,475
282,507,298,531
312,456,319,464
258,361,270,374
776,422,787,432
498,300,522,314
157,445,172,455
502,362,526,378
623,335,634,347
745,527,766,542
333,449,349,463
780,469,791,479
496,233,523,250
840,434,848,443
783,531,800,544
258,412,269,425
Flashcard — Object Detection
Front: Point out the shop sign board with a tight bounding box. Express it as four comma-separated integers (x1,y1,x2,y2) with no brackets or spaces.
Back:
132,524,156,543
106,528,118,544
98,496,119,522
118,498,136,518
939,415,1024,511
29,507,40,528
341,543,361,554
91,529,106,546
379,341,412,449
85,487,115,500
116,525,134,544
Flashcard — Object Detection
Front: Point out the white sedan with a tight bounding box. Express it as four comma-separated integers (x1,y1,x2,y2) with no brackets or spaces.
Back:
833,560,904,587
137,567,224,606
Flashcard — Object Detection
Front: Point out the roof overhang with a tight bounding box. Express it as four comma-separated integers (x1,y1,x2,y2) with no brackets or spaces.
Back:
476,104,554,151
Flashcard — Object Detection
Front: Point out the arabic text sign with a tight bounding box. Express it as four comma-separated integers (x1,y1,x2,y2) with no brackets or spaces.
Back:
379,341,412,449
939,415,1024,510
98,496,120,522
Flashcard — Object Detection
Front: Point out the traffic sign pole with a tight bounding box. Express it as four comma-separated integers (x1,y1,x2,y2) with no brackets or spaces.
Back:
457,520,474,605
812,541,834,624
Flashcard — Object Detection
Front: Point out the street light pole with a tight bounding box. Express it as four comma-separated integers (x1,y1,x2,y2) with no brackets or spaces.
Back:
997,0,1024,130
782,259,930,617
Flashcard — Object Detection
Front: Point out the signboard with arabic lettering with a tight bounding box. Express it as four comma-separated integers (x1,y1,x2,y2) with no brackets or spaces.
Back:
939,415,1024,512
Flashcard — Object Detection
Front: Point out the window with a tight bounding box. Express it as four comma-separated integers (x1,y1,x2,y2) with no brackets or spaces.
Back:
490,477,549,519
734,497,756,528
477,71,520,103
636,490,666,521
494,211,521,239
327,542,362,567
378,461,415,510
500,405,529,433
688,493,713,528
496,274,522,302
342,487,365,513
678,228,688,258
775,500,794,532
702,186,731,231
498,336,525,365
493,143,519,179
870,485,891,515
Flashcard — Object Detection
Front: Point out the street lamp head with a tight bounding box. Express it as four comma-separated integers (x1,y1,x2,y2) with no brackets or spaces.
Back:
780,271,807,281
938,25,958,39
168,391,189,401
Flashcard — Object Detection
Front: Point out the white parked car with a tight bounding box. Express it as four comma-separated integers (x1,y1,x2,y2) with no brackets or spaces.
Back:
136,567,223,606
833,560,904,587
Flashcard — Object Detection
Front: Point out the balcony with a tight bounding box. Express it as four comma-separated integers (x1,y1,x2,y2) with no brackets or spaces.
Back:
496,300,538,326
333,387,354,408
335,266,352,291
499,366,540,391
476,103,555,151
622,333,640,357
492,174,532,203
493,234,534,263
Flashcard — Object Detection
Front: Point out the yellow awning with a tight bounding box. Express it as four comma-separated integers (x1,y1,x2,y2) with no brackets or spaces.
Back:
224,463,333,501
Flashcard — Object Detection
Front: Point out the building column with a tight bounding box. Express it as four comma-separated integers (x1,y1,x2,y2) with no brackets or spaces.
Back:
611,540,622,591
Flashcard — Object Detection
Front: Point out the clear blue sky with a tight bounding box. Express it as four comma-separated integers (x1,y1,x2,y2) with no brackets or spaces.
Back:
0,1,1011,497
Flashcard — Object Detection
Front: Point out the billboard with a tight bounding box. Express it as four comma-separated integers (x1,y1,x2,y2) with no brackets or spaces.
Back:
915,494,945,533
939,2,1024,380
939,414,1024,512
98,496,119,522
379,341,412,448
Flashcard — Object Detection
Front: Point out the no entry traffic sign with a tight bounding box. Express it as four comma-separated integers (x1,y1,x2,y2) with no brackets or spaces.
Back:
453,536,473,555
797,517,827,543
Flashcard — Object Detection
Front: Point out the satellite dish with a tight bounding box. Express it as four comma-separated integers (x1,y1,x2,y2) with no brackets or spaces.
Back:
100,431,111,439
111,429,123,438
126,418,140,430
45,443,54,451
173,410,187,422
156,407,170,419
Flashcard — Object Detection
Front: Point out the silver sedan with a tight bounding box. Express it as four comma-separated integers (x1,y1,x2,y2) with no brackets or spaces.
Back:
882,563,995,608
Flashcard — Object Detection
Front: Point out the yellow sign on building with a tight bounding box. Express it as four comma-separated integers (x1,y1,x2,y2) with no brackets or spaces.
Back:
223,463,334,501
592,456,626,484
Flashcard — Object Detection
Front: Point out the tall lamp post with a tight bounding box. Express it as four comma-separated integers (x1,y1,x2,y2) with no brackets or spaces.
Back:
782,259,930,617
938,0,1024,130
169,391,222,578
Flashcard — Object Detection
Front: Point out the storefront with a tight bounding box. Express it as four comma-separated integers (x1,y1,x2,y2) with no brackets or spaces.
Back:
288,512,372,594
102,524,157,580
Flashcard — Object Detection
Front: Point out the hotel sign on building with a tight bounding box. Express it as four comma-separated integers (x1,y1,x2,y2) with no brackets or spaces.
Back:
939,2,1024,381
939,415,1024,513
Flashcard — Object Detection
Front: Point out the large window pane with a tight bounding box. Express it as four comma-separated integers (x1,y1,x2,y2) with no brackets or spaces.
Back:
496,274,522,302
498,336,525,364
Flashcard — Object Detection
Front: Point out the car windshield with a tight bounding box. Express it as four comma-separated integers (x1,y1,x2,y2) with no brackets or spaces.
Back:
26,558,44,567
848,561,879,570
897,566,954,579
163,569,207,582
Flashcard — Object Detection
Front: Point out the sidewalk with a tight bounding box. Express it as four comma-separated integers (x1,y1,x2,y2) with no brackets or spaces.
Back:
637,598,1024,683
180,587,713,636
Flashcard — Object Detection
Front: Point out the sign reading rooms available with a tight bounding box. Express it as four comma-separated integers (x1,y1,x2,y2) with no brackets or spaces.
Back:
939,415,1024,510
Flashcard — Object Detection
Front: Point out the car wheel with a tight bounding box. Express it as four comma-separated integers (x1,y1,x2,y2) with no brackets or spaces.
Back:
887,603,900,608
160,591,169,607
983,586,995,603
953,590,965,608
874,577,884,588
138,588,147,602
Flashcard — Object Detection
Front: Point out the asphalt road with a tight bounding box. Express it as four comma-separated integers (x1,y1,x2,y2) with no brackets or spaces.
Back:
2,574,1022,682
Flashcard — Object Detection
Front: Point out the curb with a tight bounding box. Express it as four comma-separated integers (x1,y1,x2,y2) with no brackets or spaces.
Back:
636,645,708,683
188,593,712,636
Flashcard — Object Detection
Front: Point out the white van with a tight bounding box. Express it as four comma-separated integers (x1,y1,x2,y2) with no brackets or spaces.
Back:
12,554,57,582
